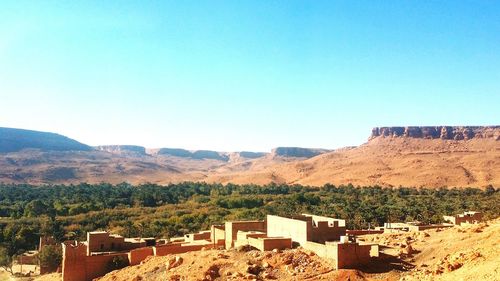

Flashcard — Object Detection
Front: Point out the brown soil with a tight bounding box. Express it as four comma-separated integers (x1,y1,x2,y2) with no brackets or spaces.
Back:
206,138,500,188
94,219,499,281
97,248,377,281
1,137,498,188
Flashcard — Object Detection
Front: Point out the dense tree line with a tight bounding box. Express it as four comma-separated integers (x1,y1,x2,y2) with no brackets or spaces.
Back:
0,182,498,259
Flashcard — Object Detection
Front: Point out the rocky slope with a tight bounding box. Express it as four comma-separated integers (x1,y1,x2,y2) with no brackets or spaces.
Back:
87,219,499,281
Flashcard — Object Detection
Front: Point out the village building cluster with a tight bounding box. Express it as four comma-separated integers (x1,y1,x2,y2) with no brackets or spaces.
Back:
17,211,482,281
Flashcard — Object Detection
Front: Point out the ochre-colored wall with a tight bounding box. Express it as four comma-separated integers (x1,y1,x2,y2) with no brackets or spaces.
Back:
87,232,125,254
333,243,372,269
346,230,384,235
84,253,129,281
224,221,266,249
154,243,211,256
211,225,225,246
128,247,154,266
309,221,346,243
261,238,292,251
267,216,309,245
62,242,88,281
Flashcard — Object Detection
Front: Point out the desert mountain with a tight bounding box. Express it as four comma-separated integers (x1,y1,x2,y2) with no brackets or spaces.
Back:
0,127,91,153
0,126,498,188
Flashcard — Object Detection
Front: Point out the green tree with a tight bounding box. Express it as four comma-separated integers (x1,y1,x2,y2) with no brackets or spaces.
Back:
38,245,62,270
23,200,48,217
0,246,14,275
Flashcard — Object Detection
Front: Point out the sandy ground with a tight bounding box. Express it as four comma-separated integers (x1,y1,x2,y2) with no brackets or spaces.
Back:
361,219,500,281
0,270,10,281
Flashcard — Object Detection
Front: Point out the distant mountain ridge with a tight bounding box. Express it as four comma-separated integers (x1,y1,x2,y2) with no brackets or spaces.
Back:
371,126,500,140
0,127,327,159
271,147,331,158
0,127,91,153
0,126,498,188
95,145,147,155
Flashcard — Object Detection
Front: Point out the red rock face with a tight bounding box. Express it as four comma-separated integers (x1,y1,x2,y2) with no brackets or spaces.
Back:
370,126,500,140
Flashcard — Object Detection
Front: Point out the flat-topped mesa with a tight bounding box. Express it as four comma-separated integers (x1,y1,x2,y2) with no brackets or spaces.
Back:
95,145,147,155
370,126,500,141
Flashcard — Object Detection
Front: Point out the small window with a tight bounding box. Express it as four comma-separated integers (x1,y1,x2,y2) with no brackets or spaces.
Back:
111,243,115,249
100,244,104,250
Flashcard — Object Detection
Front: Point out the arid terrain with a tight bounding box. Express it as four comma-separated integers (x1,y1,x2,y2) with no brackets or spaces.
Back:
32,218,499,281
1,126,499,188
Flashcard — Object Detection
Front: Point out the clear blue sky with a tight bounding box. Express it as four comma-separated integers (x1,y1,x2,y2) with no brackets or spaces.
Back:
1,1,499,151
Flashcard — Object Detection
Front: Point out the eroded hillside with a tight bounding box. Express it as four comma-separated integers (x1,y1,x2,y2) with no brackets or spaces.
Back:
0,126,499,188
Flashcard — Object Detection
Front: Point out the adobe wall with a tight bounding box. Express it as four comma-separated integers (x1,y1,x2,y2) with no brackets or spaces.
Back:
123,239,147,251
443,215,457,225
267,215,309,245
408,224,453,231
261,238,292,251
310,220,346,243
17,255,37,265
128,247,154,266
347,230,384,235
62,241,87,281
185,231,211,242
63,240,130,281
84,253,129,281
332,242,373,270
234,231,266,250
443,212,482,225
87,232,125,254
154,243,212,256
211,225,225,247
303,241,333,259
224,221,266,249
302,214,346,227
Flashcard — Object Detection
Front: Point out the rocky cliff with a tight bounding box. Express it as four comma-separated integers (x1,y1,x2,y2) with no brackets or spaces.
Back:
370,126,500,140
95,145,147,155
156,148,229,161
271,147,330,158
